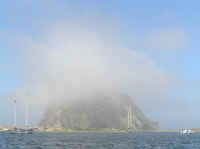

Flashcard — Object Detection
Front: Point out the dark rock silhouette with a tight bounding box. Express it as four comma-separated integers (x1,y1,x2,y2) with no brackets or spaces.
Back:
39,94,158,130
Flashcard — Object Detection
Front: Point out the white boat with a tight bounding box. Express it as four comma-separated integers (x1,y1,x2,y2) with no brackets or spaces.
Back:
0,128,9,132
9,98,34,134
180,129,195,135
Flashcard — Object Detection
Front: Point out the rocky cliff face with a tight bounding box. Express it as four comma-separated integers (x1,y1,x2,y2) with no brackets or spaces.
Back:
39,94,158,130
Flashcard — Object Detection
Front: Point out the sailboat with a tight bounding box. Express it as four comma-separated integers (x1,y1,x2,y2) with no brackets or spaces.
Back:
127,105,136,130
10,99,33,134
23,102,34,134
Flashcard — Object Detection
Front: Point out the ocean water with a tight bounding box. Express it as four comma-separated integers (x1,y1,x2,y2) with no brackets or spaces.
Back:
0,132,199,149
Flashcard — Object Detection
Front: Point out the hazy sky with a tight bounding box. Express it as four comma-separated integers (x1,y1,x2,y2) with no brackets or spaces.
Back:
0,0,200,129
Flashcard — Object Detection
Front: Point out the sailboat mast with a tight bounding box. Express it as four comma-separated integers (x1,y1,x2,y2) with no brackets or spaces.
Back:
128,105,132,129
128,106,130,129
132,105,136,130
25,102,29,127
13,99,17,127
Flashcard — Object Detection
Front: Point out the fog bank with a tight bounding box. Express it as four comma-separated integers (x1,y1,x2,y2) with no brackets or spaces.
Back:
14,21,182,128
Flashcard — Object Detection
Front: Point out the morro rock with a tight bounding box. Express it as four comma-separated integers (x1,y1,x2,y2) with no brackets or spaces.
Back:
39,94,158,130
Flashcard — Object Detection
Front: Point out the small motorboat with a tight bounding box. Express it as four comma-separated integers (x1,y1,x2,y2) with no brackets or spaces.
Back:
180,129,195,135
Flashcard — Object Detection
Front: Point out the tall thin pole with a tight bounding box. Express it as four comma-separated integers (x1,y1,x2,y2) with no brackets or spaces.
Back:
25,102,29,127
133,104,137,130
128,107,129,129
128,106,131,129
13,99,17,127
130,106,133,129
132,106,135,130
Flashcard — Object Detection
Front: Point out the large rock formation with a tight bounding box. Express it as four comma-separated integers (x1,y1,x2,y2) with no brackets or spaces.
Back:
39,94,158,130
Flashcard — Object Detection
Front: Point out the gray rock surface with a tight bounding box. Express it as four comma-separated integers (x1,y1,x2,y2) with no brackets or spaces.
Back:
39,94,158,130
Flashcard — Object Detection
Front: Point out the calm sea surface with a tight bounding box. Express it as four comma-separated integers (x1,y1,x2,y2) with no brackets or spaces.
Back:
0,132,199,149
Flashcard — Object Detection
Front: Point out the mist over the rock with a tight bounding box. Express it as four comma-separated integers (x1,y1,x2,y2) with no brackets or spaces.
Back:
16,22,174,104
13,21,180,128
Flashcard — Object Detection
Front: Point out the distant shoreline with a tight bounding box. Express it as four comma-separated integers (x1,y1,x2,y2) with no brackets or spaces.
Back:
35,128,185,133
0,126,198,133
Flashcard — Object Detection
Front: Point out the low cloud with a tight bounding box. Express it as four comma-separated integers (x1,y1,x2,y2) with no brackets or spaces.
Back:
14,21,185,128
144,28,188,51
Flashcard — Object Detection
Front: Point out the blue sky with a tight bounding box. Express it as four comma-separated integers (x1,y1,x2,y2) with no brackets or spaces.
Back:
0,0,200,128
